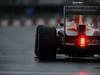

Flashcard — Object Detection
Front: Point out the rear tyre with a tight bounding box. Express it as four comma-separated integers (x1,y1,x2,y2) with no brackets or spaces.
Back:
35,25,56,61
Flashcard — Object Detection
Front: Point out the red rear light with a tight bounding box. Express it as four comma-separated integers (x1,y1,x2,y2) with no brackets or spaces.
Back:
77,35,87,47
80,36,86,47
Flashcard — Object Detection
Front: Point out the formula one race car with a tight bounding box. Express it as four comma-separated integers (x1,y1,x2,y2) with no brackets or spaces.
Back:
35,1,100,60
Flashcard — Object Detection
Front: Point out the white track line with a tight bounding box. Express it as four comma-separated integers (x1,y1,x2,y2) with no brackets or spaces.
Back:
0,71,99,75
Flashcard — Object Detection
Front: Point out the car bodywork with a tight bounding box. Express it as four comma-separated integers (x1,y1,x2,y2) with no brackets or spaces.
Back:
56,2,100,56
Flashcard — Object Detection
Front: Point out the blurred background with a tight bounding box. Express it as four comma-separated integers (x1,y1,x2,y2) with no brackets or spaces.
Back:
0,0,99,27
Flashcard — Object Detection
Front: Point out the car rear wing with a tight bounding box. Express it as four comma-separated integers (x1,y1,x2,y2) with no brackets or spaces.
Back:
65,5,100,15
64,0,100,15
65,0,100,5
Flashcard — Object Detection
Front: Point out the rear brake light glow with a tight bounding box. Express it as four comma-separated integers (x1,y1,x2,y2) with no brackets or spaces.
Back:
80,37,85,47
76,35,87,47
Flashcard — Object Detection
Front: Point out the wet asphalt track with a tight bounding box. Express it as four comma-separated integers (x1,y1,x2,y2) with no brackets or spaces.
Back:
0,26,100,75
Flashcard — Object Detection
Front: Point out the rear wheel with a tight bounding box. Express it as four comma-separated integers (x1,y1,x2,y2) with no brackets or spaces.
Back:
35,25,56,61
